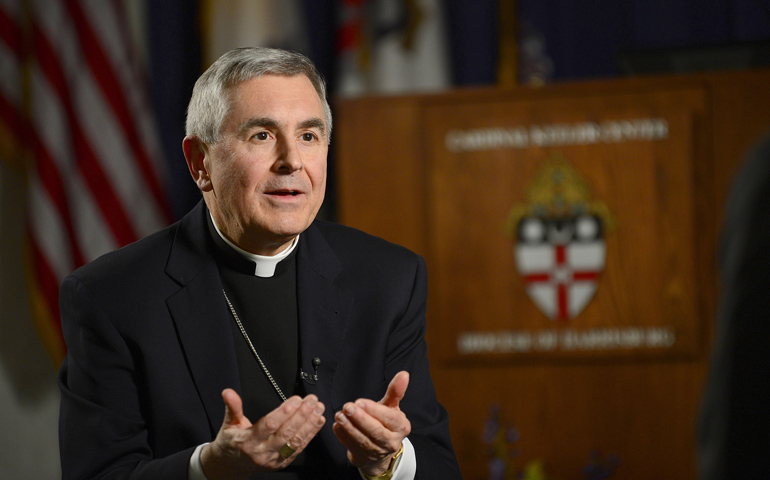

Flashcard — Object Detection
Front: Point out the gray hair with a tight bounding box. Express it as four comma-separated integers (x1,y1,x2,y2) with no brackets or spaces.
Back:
185,47,332,144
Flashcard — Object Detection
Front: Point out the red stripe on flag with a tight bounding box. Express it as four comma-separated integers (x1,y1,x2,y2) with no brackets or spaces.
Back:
32,23,139,246
65,0,172,224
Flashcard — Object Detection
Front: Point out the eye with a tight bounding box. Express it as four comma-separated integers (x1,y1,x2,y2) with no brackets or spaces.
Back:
301,132,318,142
253,131,269,141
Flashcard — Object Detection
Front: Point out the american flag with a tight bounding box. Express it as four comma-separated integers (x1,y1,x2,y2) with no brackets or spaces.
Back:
0,0,172,364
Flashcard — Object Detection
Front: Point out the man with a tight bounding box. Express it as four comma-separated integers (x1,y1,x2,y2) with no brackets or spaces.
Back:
698,132,770,479
58,47,462,480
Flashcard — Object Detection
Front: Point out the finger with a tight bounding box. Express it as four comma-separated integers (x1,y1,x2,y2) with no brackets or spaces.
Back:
221,388,250,428
256,395,303,438
332,419,362,457
270,396,325,451
277,395,323,440
332,418,353,445
352,399,411,436
379,371,409,409
334,402,401,454
333,412,377,464
282,399,327,456
333,408,401,471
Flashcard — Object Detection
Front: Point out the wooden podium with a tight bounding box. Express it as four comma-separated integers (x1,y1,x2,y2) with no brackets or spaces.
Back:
334,69,770,480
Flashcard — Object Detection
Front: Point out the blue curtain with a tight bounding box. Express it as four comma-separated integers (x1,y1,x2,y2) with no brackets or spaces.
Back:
146,0,202,221
517,0,770,81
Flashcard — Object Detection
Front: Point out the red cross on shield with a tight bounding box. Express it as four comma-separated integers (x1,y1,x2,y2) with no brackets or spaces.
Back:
514,216,606,321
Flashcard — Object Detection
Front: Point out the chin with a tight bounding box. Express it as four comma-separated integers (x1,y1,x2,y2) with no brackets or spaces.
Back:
267,219,312,239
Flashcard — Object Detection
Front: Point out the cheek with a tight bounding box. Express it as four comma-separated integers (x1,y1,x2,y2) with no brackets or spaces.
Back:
218,160,252,191
307,158,328,185
313,169,327,188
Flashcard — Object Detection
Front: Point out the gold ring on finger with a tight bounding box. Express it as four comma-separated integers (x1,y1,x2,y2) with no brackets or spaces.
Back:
279,442,296,459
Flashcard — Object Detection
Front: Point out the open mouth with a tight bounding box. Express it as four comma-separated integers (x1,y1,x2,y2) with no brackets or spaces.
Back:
268,190,301,196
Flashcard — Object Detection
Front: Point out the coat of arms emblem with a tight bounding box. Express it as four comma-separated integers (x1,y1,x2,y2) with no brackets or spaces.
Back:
505,154,615,321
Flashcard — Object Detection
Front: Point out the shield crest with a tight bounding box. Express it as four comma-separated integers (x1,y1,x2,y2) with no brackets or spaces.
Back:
506,154,615,322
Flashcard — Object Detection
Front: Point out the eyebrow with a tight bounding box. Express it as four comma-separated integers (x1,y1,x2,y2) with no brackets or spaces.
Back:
236,117,327,138
298,118,326,135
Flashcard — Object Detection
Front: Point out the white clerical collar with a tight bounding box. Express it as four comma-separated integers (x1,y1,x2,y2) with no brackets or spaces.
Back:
210,213,299,278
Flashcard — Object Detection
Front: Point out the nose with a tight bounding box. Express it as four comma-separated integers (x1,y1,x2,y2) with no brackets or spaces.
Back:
274,136,303,173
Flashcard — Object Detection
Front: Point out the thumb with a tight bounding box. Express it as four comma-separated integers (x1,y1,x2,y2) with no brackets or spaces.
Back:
221,388,247,427
379,371,409,409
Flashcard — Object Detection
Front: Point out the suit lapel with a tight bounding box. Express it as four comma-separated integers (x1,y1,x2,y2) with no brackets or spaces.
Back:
165,201,240,436
296,223,354,410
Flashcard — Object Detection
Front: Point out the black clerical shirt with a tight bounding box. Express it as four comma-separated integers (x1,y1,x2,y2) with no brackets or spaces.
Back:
206,214,318,479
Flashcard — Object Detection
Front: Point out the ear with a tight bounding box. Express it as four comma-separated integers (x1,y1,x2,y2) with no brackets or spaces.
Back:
182,135,213,192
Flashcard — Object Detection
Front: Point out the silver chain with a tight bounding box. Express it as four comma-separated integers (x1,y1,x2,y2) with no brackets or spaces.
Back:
222,289,288,402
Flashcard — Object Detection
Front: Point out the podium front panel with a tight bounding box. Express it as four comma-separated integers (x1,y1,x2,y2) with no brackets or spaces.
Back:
424,88,706,361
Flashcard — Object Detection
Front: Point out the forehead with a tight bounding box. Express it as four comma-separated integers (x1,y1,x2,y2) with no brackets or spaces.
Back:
224,74,324,125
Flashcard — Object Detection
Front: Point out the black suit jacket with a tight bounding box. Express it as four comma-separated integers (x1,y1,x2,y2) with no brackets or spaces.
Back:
698,132,770,479
58,201,461,480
